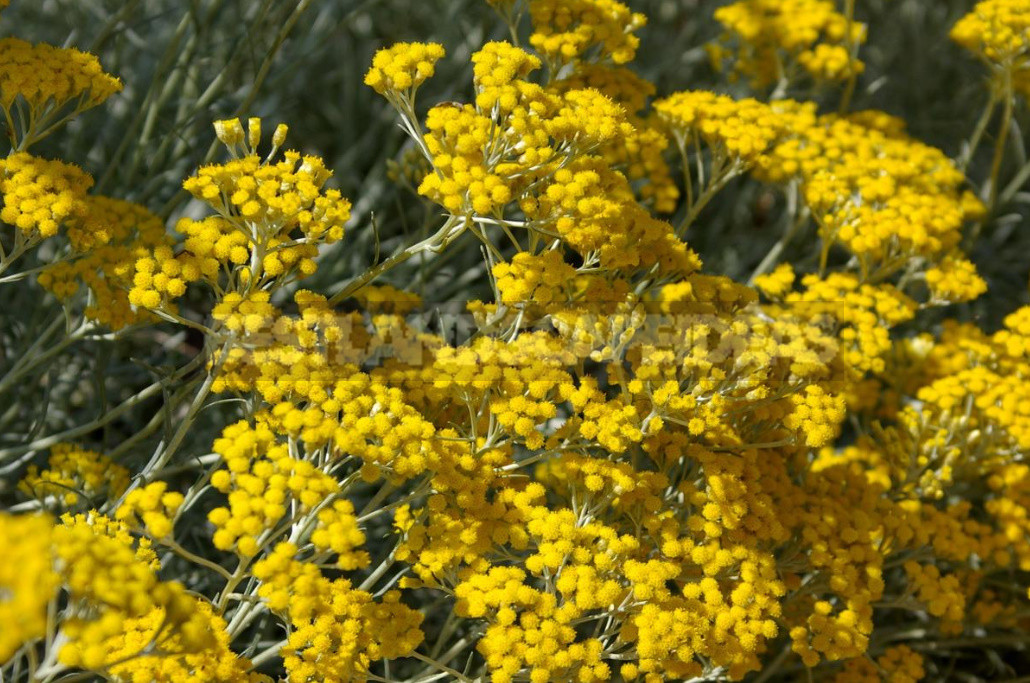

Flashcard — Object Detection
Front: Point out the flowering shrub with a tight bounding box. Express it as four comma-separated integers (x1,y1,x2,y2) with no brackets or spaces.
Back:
2,0,1030,681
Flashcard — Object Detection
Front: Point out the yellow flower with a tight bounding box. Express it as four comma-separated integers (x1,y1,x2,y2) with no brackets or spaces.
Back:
0,37,121,145
131,119,350,310
925,256,988,303
116,481,185,539
952,0,1030,65
0,514,59,662
0,152,92,240
253,544,423,682
528,0,646,65
753,263,796,299
18,444,129,508
654,91,787,168
712,0,865,87
364,42,445,95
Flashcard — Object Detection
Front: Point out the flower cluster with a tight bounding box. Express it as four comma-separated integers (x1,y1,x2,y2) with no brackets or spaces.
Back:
369,34,699,277
98,601,269,683
0,514,58,662
0,37,121,110
207,417,342,556
39,196,170,329
754,105,984,292
18,444,129,509
0,152,91,240
925,256,989,303
951,0,1030,67
0,36,121,146
364,42,446,96
493,249,575,306
527,0,647,66
184,123,350,245
711,0,865,88
129,119,351,313
6,0,1030,681
253,543,423,682
0,511,248,678
952,0,1030,97
833,645,925,683
115,481,185,539
654,91,786,168
540,4,678,213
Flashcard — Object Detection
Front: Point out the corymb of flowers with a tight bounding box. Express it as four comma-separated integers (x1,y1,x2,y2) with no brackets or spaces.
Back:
3,0,1030,681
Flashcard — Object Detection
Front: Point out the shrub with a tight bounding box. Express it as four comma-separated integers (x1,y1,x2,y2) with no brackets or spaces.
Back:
2,0,1030,681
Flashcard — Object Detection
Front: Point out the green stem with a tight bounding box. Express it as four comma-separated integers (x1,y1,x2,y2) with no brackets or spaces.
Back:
0,230,34,276
409,652,474,683
159,0,316,218
838,0,859,114
0,376,169,466
748,184,804,285
327,216,466,305
970,76,1014,246
677,162,738,235
161,538,233,581
988,76,1015,213
95,8,196,194
958,92,998,174
130,345,224,481
1000,155,1030,207
248,639,288,669
0,316,69,396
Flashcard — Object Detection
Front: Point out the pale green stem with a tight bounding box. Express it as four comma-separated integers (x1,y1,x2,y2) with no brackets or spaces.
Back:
0,377,169,465
958,92,998,174
677,161,740,235
129,344,226,482
327,216,466,305
160,537,234,581
748,183,804,285
988,75,1015,212
409,652,474,683
838,0,859,114
969,77,1014,246
0,316,71,397
248,639,288,669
